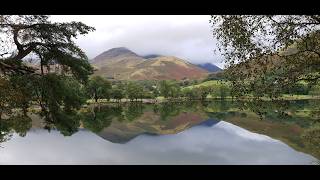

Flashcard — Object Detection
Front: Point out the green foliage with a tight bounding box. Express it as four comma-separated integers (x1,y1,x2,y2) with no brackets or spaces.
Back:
124,103,145,121
81,106,116,133
111,87,124,102
0,113,32,144
184,80,231,99
302,124,320,150
285,83,310,95
210,15,320,98
52,110,81,136
203,72,226,81
158,103,182,121
32,74,85,136
126,81,144,101
38,74,86,111
181,88,197,100
85,76,111,102
0,15,94,124
309,85,320,96
196,86,212,100
159,80,181,99
1,15,94,81
159,80,171,98
151,87,160,99
219,84,230,99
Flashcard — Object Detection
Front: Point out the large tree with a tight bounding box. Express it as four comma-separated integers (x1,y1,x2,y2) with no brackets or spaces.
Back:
85,76,112,103
126,81,144,102
210,15,320,98
0,15,95,125
159,80,180,99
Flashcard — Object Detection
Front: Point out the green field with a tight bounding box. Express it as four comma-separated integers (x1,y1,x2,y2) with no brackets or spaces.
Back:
183,80,228,89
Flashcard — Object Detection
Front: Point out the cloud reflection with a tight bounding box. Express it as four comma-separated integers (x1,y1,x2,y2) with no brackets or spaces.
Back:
0,121,317,164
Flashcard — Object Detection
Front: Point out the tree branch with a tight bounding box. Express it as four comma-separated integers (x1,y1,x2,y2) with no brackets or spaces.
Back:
0,61,38,74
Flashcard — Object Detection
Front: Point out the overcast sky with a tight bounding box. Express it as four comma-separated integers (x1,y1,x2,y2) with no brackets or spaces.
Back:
50,15,224,68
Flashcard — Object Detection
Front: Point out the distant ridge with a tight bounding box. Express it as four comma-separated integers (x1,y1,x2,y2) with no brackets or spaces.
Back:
197,63,222,72
143,54,162,59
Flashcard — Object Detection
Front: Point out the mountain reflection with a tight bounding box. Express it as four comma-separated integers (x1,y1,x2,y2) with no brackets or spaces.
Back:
1,100,320,160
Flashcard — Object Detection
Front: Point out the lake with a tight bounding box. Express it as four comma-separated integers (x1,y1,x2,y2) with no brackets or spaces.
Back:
0,100,319,165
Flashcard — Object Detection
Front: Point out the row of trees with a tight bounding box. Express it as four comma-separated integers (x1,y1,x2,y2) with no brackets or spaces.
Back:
84,74,320,104
85,76,150,102
84,76,231,103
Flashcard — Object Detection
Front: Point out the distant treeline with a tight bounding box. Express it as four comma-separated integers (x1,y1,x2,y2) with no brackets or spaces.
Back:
83,72,320,103
84,75,232,103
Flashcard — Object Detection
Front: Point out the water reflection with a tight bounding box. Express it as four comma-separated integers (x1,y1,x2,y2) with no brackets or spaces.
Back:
0,99,320,164
0,114,32,146
0,119,316,164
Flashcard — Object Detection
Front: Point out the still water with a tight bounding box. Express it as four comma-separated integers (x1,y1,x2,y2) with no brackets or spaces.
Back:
0,100,319,164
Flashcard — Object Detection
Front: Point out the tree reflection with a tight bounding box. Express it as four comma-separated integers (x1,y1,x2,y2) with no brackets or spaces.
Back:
123,103,145,121
81,105,120,133
233,100,317,128
0,113,32,145
41,110,81,136
301,124,320,150
308,100,320,123
1,99,320,161
80,103,146,133
157,103,182,121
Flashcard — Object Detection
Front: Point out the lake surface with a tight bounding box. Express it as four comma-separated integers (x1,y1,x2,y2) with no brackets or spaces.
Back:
0,100,319,164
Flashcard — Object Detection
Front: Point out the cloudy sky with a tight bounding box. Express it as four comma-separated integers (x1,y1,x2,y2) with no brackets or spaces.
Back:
50,15,224,68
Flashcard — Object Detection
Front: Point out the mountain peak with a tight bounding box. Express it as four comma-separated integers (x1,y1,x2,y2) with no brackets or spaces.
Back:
101,47,137,57
108,47,130,52
92,47,140,64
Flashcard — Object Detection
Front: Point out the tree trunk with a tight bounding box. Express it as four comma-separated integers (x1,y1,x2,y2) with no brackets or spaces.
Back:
94,94,98,103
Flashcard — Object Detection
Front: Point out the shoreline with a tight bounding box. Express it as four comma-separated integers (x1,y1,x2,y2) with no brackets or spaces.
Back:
85,95,320,105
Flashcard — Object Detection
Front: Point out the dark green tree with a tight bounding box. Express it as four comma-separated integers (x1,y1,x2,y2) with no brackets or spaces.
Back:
159,80,181,99
197,86,212,101
219,84,230,99
0,113,32,144
111,87,124,102
0,15,95,123
182,88,197,100
126,81,143,102
309,84,320,97
159,80,171,98
81,105,116,133
158,103,182,121
123,103,144,121
85,76,111,103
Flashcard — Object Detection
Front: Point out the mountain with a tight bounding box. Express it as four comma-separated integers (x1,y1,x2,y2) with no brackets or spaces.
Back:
97,110,208,143
92,47,145,67
91,47,209,80
197,63,222,72
131,56,209,80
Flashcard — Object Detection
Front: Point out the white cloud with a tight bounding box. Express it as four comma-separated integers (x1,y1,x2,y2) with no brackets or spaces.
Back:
50,15,225,68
